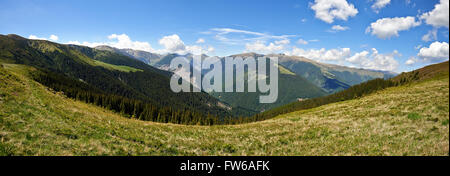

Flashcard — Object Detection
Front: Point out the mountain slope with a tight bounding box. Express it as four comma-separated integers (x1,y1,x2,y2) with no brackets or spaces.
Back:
101,48,395,112
100,49,327,113
0,34,233,118
99,48,395,93
271,54,397,92
94,45,162,66
210,62,327,112
0,61,447,156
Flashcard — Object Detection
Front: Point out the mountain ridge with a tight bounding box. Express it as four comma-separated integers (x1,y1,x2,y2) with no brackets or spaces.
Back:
0,34,238,119
97,47,396,93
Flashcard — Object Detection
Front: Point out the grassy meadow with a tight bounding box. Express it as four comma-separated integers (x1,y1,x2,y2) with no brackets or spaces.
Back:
0,63,448,156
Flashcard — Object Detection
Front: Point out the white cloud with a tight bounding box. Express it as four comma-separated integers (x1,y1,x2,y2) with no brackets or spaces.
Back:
49,35,59,41
330,25,349,31
196,38,205,44
309,39,320,42
405,56,418,65
158,34,186,53
245,39,290,54
310,0,358,23
66,33,213,55
297,38,308,45
66,41,106,48
371,0,391,13
417,41,449,62
107,34,154,52
420,0,449,28
274,39,290,45
67,34,154,52
346,48,399,71
285,47,399,71
207,28,295,45
301,18,307,22
346,50,369,64
158,34,214,55
422,28,438,42
286,47,351,62
28,35,46,40
366,16,421,39
28,34,59,41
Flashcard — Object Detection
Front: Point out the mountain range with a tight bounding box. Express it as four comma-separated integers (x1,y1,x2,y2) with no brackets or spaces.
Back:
95,45,396,112
0,34,397,116
0,34,237,119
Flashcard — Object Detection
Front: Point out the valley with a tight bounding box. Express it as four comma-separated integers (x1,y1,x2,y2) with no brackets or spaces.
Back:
0,60,448,155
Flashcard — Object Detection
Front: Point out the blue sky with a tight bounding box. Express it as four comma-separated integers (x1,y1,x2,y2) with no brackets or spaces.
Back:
1,0,449,72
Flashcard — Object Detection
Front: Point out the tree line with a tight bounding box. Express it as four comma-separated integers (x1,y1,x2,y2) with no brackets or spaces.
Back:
31,69,269,125
32,68,415,126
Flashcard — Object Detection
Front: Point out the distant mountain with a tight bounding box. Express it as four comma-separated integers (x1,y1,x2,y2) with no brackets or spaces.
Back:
0,34,236,118
91,46,397,112
268,54,397,93
210,54,327,112
102,47,396,93
95,45,162,65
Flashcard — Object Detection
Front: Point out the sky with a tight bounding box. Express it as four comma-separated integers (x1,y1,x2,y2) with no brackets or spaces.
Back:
0,0,449,72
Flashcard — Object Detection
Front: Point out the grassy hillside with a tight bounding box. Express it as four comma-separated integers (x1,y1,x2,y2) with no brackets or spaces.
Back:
0,34,240,120
1,62,448,156
272,54,396,92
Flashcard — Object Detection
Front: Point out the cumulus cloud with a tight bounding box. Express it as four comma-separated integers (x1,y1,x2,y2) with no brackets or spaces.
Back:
28,35,46,40
28,34,59,41
285,47,399,71
310,0,358,23
417,41,449,62
405,56,419,65
196,38,205,44
371,0,391,13
297,38,308,45
66,33,213,55
366,16,421,39
420,0,449,28
346,48,400,71
66,41,108,48
49,35,59,41
330,25,349,32
245,39,290,54
158,34,214,55
107,34,154,52
286,47,351,62
67,34,154,52
158,34,186,53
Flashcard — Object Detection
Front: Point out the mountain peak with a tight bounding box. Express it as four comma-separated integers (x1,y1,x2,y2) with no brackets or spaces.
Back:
4,34,27,40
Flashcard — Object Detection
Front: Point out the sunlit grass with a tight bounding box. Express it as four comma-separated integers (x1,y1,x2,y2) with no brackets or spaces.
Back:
0,63,448,156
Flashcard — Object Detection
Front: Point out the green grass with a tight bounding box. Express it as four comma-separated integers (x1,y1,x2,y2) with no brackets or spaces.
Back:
407,113,422,120
279,65,296,75
92,60,142,72
442,119,449,126
0,63,448,156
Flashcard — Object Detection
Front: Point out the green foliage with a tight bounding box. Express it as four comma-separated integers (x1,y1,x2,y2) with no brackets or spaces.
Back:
442,119,449,126
0,34,248,123
407,113,422,120
31,69,225,125
1,34,448,127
